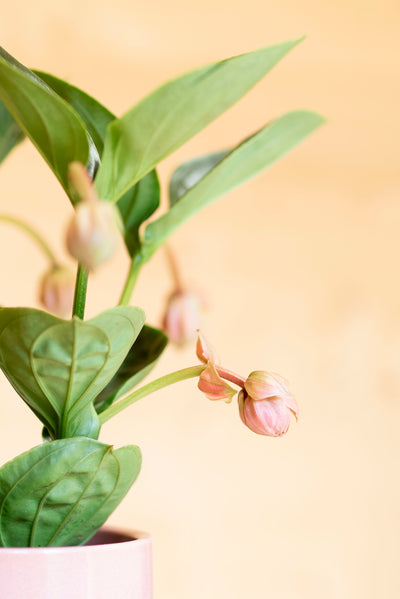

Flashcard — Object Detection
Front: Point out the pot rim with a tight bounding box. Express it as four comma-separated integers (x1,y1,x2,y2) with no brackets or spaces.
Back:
0,527,151,554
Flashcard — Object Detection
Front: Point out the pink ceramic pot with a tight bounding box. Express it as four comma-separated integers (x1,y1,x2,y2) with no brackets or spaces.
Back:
0,528,152,599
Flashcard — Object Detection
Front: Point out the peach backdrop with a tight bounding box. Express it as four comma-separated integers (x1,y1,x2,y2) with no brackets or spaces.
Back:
0,1,399,597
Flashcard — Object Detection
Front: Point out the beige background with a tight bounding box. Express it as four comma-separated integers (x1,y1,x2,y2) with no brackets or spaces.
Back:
0,1,399,597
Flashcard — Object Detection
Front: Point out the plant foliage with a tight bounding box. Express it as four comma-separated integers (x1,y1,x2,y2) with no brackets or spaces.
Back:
0,39,323,546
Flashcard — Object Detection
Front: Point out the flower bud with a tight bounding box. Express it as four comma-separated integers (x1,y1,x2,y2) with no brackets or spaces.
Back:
66,162,120,270
198,361,236,403
162,289,201,347
239,372,298,436
66,199,120,270
38,265,75,317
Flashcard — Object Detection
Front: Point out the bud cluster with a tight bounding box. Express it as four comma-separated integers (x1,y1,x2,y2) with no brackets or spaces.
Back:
196,333,298,437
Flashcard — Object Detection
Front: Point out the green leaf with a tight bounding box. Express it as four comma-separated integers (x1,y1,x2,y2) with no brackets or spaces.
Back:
143,111,325,256
0,99,24,164
169,150,229,207
0,47,96,199
0,306,145,439
94,324,168,413
34,70,114,157
94,38,303,202
0,438,141,547
117,170,160,257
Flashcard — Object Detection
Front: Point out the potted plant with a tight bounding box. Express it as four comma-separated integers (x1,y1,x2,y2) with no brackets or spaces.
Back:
0,39,323,598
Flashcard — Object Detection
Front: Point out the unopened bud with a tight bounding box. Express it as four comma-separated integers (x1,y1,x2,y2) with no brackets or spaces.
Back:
38,265,75,317
66,162,121,270
66,199,120,271
162,289,201,347
239,372,298,436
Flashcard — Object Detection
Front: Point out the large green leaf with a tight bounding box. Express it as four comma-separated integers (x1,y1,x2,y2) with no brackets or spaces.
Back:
0,306,145,439
0,438,141,547
94,38,302,203
0,47,96,198
143,110,325,257
0,100,24,164
95,324,168,413
169,150,229,207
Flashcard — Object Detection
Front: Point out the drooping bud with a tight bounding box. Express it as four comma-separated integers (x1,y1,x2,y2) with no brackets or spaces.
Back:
66,200,120,270
66,162,121,270
194,335,298,435
38,265,75,317
239,371,298,436
162,289,201,347
198,361,236,403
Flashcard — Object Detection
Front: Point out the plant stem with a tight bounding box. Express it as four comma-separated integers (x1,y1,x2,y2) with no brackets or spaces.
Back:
216,366,246,388
72,265,89,319
0,214,57,264
164,243,184,292
118,253,143,305
99,364,205,424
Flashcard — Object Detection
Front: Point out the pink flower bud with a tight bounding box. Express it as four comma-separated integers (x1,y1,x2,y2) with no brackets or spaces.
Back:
38,265,75,317
66,162,121,270
66,199,121,271
162,289,201,347
239,372,298,436
198,361,236,403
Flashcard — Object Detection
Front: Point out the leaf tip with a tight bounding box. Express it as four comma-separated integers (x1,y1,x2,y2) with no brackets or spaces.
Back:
288,109,327,128
278,34,307,52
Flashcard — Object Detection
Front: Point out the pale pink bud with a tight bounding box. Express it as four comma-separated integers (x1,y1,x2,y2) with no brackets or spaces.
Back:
239,372,298,436
162,289,201,347
198,361,236,403
66,200,120,271
196,331,219,364
66,162,121,270
38,265,75,317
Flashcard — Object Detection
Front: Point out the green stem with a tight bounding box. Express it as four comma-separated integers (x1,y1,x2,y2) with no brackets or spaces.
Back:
99,364,205,424
72,265,89,319
0,214,57,264
118,253,143,305
164,243,184,292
